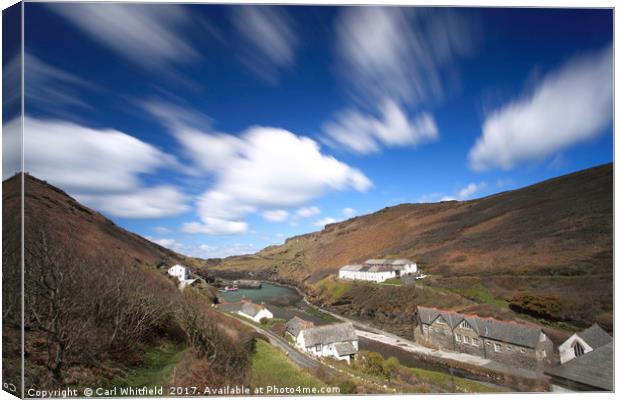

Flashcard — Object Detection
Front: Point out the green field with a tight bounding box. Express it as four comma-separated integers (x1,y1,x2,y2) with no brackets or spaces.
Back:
109,342,186,389
250,339,326,389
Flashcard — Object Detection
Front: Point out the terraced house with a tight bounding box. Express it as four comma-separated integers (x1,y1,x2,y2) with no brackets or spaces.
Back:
414,306,554,369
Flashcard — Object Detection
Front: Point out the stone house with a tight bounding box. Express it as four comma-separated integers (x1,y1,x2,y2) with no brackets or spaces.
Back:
295,322,358,363
238,301,274,323
414,306,554,369
546,342,613,391
285,316,315,339
557,323,612,364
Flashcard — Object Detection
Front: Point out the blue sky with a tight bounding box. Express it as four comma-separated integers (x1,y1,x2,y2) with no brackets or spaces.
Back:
4,4,613,258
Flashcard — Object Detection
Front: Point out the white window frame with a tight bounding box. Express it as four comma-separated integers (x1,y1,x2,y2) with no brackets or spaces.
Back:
494,343,501,352
472,338,479,347
463,336,470,344
461,320,472,330
315,344,322,352
455,334,461,342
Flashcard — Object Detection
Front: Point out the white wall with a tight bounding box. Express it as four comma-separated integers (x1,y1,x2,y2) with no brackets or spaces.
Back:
239,308,273,323
558,334,593,364
167,265,188,281
296,333,358,363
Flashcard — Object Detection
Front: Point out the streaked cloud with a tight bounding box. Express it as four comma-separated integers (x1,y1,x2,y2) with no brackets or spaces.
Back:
323,99,438,154
469,45,612,171
336,7,476,106
21,116,189,218
231,6,298,82
47,3,198,70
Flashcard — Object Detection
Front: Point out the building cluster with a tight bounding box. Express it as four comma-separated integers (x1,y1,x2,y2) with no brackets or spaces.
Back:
217,299,274,323
414,306,613,391
546,324,613,391
338,259,417,283
285,317,359,363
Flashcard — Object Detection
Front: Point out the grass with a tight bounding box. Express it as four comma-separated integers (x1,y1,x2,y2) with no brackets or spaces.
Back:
109,342,186,388
405,366,505,393
250,339,325,389
303,303,341,323
382,278,403,286
310,276,352,303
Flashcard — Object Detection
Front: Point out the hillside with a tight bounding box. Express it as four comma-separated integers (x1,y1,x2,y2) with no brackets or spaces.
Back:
207,163,613,331
2,173,254,393
1,173,187,268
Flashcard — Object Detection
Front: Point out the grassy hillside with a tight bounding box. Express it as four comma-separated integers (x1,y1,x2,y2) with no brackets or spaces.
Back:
206,163,613,331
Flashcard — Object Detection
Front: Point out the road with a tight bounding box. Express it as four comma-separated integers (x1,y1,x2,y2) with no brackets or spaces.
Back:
221,312,321,370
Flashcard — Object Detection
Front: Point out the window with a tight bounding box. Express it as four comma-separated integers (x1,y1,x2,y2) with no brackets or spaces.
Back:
573,342,585,357
520,348,526,353
423,325,428,332
455,334,461,342
435,317,446,325
315,344,322,352
461,320,472,330
494,343,501,352
507,345,512,351
463,336,470,344
472,338,479,347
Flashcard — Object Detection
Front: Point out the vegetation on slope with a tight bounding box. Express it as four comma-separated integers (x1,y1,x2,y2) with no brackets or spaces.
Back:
2,174,256,394
207,164,613,331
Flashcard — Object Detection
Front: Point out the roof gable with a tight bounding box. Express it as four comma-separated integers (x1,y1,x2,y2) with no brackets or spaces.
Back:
577,324,612,349
547,342,613,390
301,323,357,347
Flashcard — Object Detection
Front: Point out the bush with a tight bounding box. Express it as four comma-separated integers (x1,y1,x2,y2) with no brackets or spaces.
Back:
509,292,562,320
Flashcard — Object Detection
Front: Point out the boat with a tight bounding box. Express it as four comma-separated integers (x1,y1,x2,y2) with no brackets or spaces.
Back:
219,286,239,292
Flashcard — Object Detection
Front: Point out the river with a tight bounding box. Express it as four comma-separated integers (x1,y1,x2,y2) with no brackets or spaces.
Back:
217,281,514,391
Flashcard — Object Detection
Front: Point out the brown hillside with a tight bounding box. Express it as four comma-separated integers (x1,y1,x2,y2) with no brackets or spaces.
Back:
3,173,186,268
209,163,613,329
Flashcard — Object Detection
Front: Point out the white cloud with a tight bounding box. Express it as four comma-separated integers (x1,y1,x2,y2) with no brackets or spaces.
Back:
419,182,486,203
77,186,189,219
314,217,339,228
296,206,320,218
323,99,438,154
262,209,289,222
145,237,256,258
47,3,198,69
342,207,357,218
181,220,249,236
231,6,298,82
336,7,475,106
20,116,188,218
142,102,373,235
456,182,486,200
469,45,612,171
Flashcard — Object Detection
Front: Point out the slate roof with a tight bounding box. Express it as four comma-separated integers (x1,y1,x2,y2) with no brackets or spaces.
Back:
240,301,265,317
286,316,315,337
365,259,413,266
301,323,357,347
340,264,364,272
546,342,613,391
578,324,612,349
417,306,543,348
334,342,358,356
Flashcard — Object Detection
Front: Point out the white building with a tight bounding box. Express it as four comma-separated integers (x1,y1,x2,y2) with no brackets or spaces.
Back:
295,322,358,363
338,259,417,283
167,264,189,281
238,301,274,323
558,323,612,364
